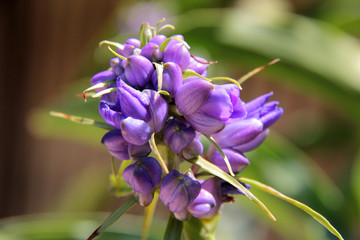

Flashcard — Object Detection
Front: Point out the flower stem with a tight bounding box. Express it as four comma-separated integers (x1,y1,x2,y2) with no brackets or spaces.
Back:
149,133,169,174
142,192,159,240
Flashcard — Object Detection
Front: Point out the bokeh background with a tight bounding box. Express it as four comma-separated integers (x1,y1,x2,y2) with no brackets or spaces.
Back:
1,0,360,239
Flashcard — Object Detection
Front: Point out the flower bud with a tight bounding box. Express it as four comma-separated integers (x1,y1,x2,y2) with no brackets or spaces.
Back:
90,70,116,92
211,148,249,173
101,129,129,160
123,157,162,195
160,170,201,213
163,118,196,153
152,62,182,97
128,142,151,158
175,78,213,116
99,95,123,129
117,44,135,58
120,117,153,145
259,102,283,129
182,135,203,159
199,178,223,218
162,39,190,71
140,42,163,62
143,90,168,132
123,55,154,88
110,58,124,76
176,80,237,134
117,80,150,121
187,187,216,218
126,38,141,48
221,181,251,196
138,192,154,207
233,129,269,152
212,118,263,148
149,34,167,45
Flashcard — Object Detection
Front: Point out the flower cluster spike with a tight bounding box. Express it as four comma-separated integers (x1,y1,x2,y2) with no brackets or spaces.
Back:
87,21,283,220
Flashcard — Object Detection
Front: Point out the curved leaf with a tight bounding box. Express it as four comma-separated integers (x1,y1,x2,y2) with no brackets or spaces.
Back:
239,177,344,240
188,156,276,221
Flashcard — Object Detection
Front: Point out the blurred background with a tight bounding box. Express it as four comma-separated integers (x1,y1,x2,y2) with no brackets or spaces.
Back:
1,0,360,239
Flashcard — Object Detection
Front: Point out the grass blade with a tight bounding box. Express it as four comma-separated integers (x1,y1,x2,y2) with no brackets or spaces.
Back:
239,177,344,240
188,156,276,221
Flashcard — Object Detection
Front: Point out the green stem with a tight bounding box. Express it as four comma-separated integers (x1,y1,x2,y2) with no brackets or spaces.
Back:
149,133,169,174
163,213,183,240
142,192,159,240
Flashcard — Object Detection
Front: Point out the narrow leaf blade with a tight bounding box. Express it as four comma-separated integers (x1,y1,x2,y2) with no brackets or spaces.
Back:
87,196,137,240
163,214,183,240
49,111,113,130
188,156,276,221
239,177,344,240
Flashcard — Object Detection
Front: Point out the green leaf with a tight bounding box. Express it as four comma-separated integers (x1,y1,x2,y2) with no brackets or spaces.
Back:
87,196,137,240
183,215,219,240
182,70,211,82
49,111,113,130
188,156,276,222
239,177,344,240
154,63,164,93
159,36,190,52
204,135,235,176
163,214,183,240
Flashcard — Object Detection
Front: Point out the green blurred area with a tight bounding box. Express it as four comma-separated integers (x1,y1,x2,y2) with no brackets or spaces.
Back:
2,0,360,239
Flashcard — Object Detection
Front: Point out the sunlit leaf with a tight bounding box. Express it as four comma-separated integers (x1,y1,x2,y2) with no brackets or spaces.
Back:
239,177,344,240
163,214,183,240
188,156,276,221
87,197,137,240
183,215,219,240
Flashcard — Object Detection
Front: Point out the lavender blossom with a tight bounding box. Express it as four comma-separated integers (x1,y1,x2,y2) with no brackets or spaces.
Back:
176,79,238,134
123,55,154,88
160,170,201,213
163,118,196,153
123,157,162,206
162,38,190,71
152,62,182,97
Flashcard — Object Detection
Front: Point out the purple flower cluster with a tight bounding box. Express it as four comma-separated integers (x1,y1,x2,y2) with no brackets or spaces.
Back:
89,22,283,219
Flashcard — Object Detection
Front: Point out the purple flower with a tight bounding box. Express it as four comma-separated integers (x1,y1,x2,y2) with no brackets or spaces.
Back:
212,118,263,149
120,117,152,145
160,170,201,213
176,79,238,134
211,148,249,173
90,70,116,92
187,185,216,218
99,94,123,129
118,80,150,121
152,62,182,97
110,58,124,77
199,178,223,218
163,118,196,153
101,129,151,160
149,34,167,46
182,134,204,160
221,181,251,196
162,39,190,71
123,55,154,87
123,157,162,202
212,93,283,151
126,38,141,48
140,42,163,62
101,129,129,160
143,89,168,132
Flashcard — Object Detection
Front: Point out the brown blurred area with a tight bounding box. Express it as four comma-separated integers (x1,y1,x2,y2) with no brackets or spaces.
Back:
0,0,122,218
